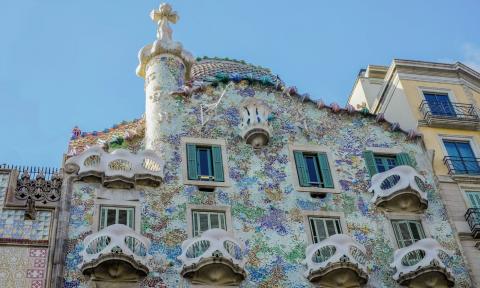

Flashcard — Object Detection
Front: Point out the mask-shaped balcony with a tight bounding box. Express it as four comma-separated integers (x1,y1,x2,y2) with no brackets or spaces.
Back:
304,234,368,288
369,165,428,213
65,146,164,188
390,238,454,288
79,224,151,288
178,228,246,286
239,98,272,149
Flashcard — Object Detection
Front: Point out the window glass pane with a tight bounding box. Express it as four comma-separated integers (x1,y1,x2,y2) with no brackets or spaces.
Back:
325,220,337,236
199,213,209,233
220,214,226,229
310,217,341,243
386,158,397,170
118,209,127,225
374,155,397,172
198,148,212,176
210,213,220,229
409,222,421,240
305,155,320,185
375,158,386,172
107,209,116,226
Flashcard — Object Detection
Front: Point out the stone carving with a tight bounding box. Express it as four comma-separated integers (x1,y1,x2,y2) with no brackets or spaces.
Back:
369,165,428,213
80,224,151,288
304,234,368,287
239,98,272,148
16,170,63,220
178,228,246,285
390,238,454,287
65,146,164,188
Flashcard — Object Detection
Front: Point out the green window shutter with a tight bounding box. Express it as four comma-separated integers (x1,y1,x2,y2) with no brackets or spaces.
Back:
294,151,309,187
467,192,480,208
212,146,224,182
186,144,198,180
318,153,334,188
396,152,413,167
363,150,378,177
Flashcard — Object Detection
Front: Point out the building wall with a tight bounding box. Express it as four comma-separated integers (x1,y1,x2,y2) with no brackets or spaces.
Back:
0,172,52,288
62,59,472,287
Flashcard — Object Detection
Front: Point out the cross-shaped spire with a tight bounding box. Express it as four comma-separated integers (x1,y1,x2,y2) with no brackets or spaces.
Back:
150,3,178,42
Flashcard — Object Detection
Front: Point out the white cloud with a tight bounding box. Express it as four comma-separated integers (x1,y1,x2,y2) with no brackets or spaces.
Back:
462,43,480,72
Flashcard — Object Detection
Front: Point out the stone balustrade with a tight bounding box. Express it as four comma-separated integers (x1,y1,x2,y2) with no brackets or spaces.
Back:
65,146,164,188
390,238,454,287
178,228,246,285
304,234,368,287
369,165,428,213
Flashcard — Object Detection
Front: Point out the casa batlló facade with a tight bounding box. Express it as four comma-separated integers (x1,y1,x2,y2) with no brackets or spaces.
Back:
0,3,476,288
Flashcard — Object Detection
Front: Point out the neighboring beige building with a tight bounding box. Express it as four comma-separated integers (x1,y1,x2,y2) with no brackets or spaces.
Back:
349,59,480,286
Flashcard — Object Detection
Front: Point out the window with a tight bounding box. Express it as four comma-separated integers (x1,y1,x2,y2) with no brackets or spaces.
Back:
363,151,412,176
309,217,342,243
424,92,455,117
99,206,135,230
192,210,226,237
391,220,425,248
466,191,480,208
443,140,480,174
186,144,224,182
294,151,333,188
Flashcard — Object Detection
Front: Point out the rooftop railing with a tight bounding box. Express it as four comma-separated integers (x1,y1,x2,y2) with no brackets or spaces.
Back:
0,164,60,180
443,156,480,175
465,208,480,239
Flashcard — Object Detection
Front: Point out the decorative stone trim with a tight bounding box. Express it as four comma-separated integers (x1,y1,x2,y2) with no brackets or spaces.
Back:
65,146,164,188
239,98,272,148
304,234,368,286
79,224,152,277
390,238,454,287
369,165,428,213
178,228,246,285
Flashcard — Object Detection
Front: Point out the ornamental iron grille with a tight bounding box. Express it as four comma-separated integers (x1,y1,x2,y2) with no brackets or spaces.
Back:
1,164,63,220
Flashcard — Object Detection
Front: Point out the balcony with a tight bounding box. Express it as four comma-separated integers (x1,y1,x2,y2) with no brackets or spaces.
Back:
80,224,151,287
368,165,428,213
465,208,480,239
304,234,368,288
178,228,246,286
419,100,479,130
65,146,164,188
239,98,272,149
391,238,454,288
444,156,480,177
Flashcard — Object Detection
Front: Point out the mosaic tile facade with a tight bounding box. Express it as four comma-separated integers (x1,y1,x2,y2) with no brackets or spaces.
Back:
62,55,473,287
0,245,48,288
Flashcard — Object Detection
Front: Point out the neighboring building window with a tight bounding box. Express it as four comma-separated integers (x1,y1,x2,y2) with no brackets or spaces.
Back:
443,140,480,174
294,151,334,188
192,210,226,237
186,144,224,182
309,217,342,243
363,151,413,176
466,191,480,208
99,206,135,230
424,92,456,117
391,220,425,248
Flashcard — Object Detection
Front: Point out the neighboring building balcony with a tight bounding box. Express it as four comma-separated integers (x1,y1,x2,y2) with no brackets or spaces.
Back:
369,165,428,213
443,156,480,177
304,234,368,288
65,146,164,188
80,224,151,287
178,228,246,286
465,208,480,239
239,98,272,148
391,238,454,288
419,100,479,130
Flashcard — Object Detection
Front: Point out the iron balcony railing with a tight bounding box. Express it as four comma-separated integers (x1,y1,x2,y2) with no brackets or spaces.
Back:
419,100,479,122
443,156,480,175
465,208,480,239
0,164,60,180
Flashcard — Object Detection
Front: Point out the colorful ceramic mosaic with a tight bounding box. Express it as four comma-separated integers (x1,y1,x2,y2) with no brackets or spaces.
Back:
61,55,473,287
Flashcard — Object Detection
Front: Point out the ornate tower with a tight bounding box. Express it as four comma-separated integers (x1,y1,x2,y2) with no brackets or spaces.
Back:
136,3,194,151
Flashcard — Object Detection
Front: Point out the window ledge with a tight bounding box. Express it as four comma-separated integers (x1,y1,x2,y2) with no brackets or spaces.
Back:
294,185,340,194
184,179,231,188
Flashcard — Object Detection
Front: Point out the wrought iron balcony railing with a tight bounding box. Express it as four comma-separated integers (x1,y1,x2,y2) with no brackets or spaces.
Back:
419,100,479,129
465,208,480,239
443,156,480,175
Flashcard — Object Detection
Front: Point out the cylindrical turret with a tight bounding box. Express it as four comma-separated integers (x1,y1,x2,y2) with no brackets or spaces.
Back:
136,3,194,152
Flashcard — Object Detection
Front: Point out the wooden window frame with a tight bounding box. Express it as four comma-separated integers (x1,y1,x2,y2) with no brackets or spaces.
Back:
99,206,135,230
186,204,233,238
303,211,347,245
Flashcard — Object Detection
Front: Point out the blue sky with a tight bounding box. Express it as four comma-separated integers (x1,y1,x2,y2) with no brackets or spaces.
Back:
1,0,479,167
